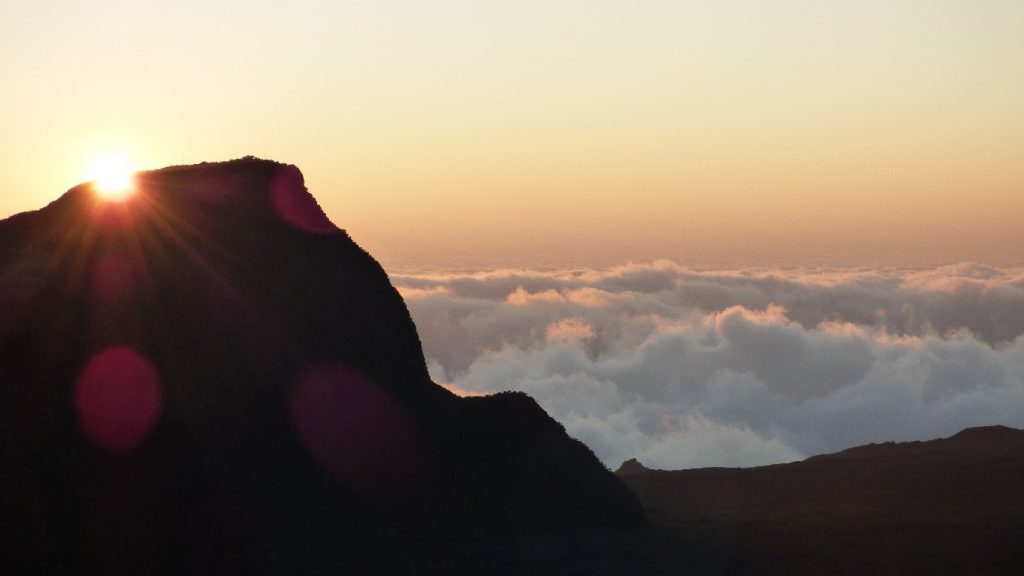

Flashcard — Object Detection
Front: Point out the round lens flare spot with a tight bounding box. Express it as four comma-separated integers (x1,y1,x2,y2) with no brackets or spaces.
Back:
75,346,163,452
90,155,137,201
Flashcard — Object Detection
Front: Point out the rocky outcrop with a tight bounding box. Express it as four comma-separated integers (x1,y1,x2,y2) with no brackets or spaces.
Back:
615,458,651,475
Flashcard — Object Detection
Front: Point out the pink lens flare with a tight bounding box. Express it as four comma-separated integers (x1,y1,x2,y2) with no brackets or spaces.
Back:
75,346,163,452
271,165,337,234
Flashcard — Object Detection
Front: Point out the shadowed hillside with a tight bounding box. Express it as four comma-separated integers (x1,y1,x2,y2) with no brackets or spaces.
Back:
617,426,1024,575
0,158,648,574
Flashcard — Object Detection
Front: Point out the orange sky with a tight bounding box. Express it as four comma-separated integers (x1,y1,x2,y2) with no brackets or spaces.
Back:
2,1,1022,269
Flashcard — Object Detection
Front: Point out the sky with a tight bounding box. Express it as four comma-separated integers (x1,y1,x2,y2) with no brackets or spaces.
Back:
2,1,1023,268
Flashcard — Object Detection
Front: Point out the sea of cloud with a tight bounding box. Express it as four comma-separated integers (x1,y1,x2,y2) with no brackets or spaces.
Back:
391,261,1024,470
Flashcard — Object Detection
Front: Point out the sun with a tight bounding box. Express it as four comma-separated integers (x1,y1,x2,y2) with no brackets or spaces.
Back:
90,155,137,201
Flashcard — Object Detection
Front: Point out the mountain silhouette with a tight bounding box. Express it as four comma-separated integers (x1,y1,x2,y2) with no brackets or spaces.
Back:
0,158,647,574
615,457,651,476
617,426,1024,575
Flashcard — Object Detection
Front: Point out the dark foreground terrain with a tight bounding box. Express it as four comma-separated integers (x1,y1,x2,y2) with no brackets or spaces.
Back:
618,425,1024,575
0,158,656,574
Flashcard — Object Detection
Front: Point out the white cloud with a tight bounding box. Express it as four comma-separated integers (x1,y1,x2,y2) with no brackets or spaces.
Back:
396,262,1024,469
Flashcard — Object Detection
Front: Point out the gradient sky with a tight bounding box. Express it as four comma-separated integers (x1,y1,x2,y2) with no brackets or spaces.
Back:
3,1,1022,269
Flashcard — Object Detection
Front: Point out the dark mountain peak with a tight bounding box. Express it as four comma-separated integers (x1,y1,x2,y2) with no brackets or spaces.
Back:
0,159,647,574
948,424,1024,446
127,157,337,234
616,458,652,475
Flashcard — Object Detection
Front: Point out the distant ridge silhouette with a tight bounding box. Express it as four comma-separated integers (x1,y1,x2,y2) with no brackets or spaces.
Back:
0,158,647,574
617,426,1024,575
803,424,1024,463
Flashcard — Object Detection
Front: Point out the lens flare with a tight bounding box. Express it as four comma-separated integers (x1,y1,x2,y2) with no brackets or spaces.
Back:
75,346,163,451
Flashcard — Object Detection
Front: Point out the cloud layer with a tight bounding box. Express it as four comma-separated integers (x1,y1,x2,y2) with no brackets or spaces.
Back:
393,262,1024,469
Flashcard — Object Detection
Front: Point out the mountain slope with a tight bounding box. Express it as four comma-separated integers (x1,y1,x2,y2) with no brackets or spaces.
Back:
617,426,1024,575
0,158,646,574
